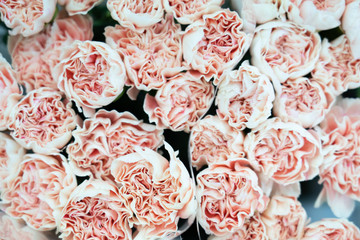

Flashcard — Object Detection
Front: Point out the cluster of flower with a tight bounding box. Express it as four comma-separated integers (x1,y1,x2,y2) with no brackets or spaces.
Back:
0,0,359,239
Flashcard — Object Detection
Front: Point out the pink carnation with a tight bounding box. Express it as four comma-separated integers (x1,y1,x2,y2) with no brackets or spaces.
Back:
215,61,275,130
286,0,345,31
7,88,79,154
251,21,321,91
1,154,77,231
0,0,56,37
183,9,251,81
231,0,287,25
303,218,360,240
8,28,55,92
43,13,94,71
0,212,49,240
58,0,102,15
342,0,360,59
105,15,183,97
261,195,307,240
55,179,132,240
197,159,268,236
110,143,196,240
163,0,224,24
315,98,360,218
208,213,268,240
273,77,334,128
0,55,22,130
244,118,323,186
0,133,25,190
67,109,163,178
189,115,246,170
107,0,164,31
144,71,215,132
312,35,360,95
54,40,126,117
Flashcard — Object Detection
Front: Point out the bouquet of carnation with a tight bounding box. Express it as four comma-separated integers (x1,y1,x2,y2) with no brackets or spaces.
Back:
0,0,359,239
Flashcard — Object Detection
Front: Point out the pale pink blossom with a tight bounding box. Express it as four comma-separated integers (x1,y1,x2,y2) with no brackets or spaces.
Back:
0,133,25,190
273,77,333,128
110,143,197,240
56,179,132,240
107,0,164,31
183,9,252,82
197,159,268,236
312,35,360,95
8,28,55,92
58,0,103,15
0,212,49,240
244,118,323,185
8,14,94,92
163,0,223,25
67,109,163,178
315,98,360,218
1,154,77,231
105,15,183,98
251,21,321,91
261,195,307,240
302,218,360,240
0,55,22,130
208,213,268,240
0,0,56,37
286,0,345,31
144,71,215,132
7,88,79,154
216,61,275,130
231,0,287,25
43,13,94,70
189,115,246,170
54,40,126,117
342,0,360,59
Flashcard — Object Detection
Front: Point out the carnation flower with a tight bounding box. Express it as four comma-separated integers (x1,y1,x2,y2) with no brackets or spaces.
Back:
0,0,56,37
163,0,223,25
251,21,321,91
183,8,252,81
7,88,79,154
56,179,132,240
231,0,287,25
144,71,215,132
273,77,333,128
208,213,268,240
54,40,126,117
1,154,77,231
312,35,360,95
8,28,55,92
0,55,22,130
0,133,25,190
105,14,183,98
244,118,323,185
58,0,103,15
189,115,246,170
0,212,49,240
110,143,197,240
67,109,163,178
215,61,275,130
342,0,360,59
302,218,360,240
43,13,94,71
197,159,268,236
315,98,360,218
8,14,94,92
261,195,307,240
107,0,164,31
286,0,345,31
